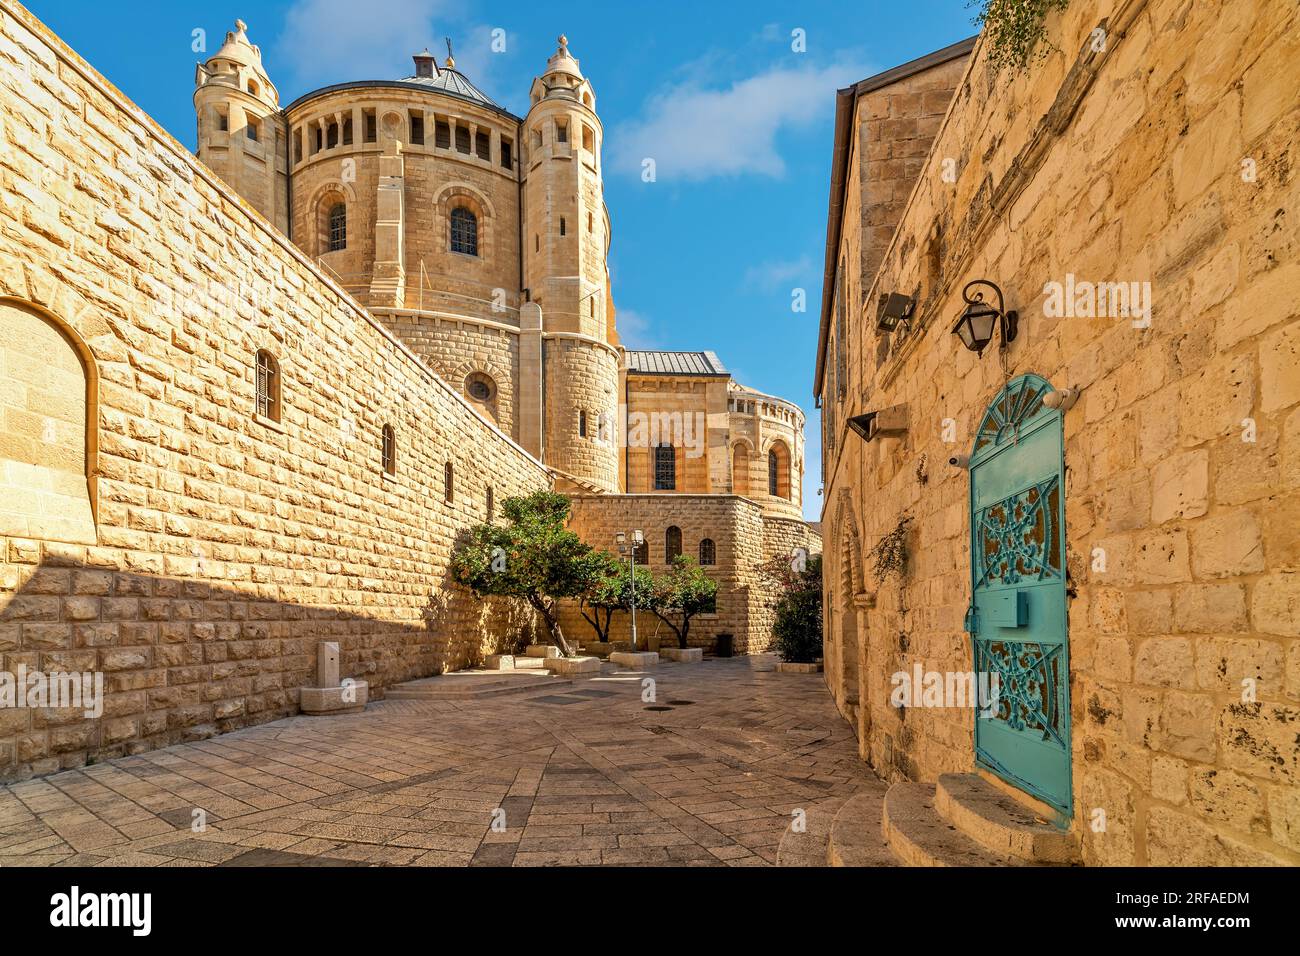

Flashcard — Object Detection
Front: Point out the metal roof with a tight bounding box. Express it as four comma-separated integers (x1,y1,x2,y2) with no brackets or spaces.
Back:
626,350,728,376
397,68,499,108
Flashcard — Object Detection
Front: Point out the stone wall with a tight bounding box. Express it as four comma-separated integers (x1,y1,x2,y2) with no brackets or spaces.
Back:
818,0,1299,864
559,494,763,653
0,0,550,783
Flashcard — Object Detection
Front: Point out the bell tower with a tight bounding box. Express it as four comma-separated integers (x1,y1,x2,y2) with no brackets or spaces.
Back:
520,36,621,491
194,20,288,232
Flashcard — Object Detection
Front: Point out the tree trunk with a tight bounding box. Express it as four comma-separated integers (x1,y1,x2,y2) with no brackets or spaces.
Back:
651,610,684,649
529,594,573,656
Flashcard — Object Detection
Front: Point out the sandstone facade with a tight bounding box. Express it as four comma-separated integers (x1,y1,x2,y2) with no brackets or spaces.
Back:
0,2,819,781
817,0,1299,865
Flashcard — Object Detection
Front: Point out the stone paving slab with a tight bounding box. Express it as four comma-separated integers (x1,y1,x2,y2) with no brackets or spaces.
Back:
0,655,886,867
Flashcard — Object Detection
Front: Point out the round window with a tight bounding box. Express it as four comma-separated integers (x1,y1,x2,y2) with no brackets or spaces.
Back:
466,373,495,403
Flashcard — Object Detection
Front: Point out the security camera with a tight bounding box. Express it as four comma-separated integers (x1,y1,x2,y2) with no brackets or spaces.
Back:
948,454,970,469
1043,387,1080,411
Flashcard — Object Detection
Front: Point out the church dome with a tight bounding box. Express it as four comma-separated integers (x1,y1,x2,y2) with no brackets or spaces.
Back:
399,55,500,109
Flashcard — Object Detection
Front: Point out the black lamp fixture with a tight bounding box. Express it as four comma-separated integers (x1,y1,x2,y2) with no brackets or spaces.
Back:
952,279,1018,355
876,292,916,333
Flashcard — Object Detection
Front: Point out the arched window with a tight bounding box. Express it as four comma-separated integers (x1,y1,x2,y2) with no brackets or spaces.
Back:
381,424,395,476
255,349,280,422
654,444,676,490
444,462,454,503
665,526,682,563
732,444,750,496
768,442,791,499
698,538,716,566
0,300,97,544
465,373,495,403
328,203,346,252
450,207,478,256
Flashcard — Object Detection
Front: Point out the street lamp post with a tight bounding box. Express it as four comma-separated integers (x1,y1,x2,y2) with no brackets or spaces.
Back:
615,529,644,651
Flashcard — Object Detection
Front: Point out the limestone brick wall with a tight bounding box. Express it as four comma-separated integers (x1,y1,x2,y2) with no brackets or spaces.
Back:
285,89,522,315
625,374,726,495
374,310,519,437
819,0,1300,864
0,0,550,782
728,387,807,519
544,337,620,491
748,516,825,657
559,494,764,653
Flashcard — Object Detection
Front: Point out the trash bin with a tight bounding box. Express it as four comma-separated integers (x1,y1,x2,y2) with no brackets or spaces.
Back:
714,633,734,658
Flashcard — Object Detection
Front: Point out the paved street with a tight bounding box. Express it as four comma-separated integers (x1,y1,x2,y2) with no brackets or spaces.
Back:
0,656,883,866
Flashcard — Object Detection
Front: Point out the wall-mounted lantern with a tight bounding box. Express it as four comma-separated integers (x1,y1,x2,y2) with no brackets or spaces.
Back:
847,403,909,444
952,279,1017,355
876,292,916,333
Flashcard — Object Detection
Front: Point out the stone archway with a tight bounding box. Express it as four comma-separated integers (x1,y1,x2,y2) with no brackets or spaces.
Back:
828,488,872,754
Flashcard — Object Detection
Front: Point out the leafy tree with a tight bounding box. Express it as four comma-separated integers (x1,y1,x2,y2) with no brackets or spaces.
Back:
769,555,823,663
647,555,718,650
577,550,653,645
449,490,592,657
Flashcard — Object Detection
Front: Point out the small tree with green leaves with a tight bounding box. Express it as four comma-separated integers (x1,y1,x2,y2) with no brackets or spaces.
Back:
449,490,591,657
770,555,823,663
648,555,718,650
576,551,654,645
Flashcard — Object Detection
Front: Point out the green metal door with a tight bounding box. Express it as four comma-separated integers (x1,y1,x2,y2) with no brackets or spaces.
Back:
967,374,1071,816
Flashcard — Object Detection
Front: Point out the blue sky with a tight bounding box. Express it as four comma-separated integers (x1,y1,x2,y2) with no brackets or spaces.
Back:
28,0,977,519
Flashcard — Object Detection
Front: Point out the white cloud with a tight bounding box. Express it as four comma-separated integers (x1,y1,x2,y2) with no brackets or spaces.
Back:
274,0,458,90
743,254,814,294
615,309,658,349
609,59,869,181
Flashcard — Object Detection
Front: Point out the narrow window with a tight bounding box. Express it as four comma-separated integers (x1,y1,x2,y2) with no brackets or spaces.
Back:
486,486,494,522
248,80,259,96
555,120,568,143
326,120,339,148
381,425,395,475
217,108,229,132
435,119,451,148
450,207,478,256
293,129,302,163
255,350,280,422
768,449,779,497
534,234,540,253
342,117,353,145
698,538,716,566
409,112,424,145
665,526,682,563
455,125,471,153
533,128,542,149
587,211,593,234
579,410,587,437
475,130,490,160
328,203,346,252
654,444,676,491
246,117,259,141
363,109,377,143
445,462,454,503
313,126,322,153
560,217,566,237
500,136,513,168
582,124,594,151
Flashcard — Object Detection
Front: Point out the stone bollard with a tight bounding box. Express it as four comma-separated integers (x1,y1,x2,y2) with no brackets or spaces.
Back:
299,640,369,715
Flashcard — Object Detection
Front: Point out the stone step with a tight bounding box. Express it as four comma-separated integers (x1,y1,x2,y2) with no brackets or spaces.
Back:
935,773,1079,864
776,795,848,867
827,788,899,867
882,782,1022,867
384,671,571,700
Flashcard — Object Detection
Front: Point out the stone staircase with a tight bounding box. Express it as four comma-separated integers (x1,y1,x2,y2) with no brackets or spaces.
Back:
778,773,1080,867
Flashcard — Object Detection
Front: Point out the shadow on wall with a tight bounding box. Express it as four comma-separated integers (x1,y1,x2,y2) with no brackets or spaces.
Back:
0,557,537,782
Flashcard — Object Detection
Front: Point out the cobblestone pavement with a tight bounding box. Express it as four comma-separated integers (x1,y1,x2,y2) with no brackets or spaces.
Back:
0,655,885,866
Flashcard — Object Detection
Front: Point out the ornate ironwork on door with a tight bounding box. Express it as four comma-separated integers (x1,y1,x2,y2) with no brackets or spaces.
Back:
968,374,1071,816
